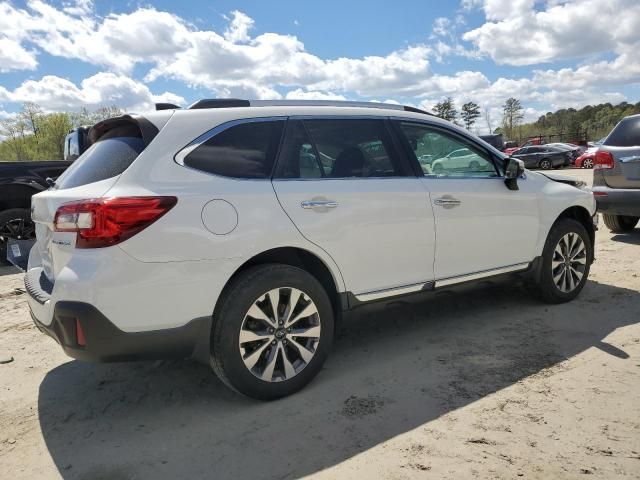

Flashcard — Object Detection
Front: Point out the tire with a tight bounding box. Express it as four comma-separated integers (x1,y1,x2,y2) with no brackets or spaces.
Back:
0,208,35,265
583,158,593,169
532,218,592,304
210,264,334,400
469,160,479,170
602,214,639,233
539,158,552,170
432,163,443,174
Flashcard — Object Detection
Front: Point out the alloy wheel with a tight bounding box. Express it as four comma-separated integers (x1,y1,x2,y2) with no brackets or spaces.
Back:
0,217,35,244
583,158,593,169
239,287,321,382
551,232,587,293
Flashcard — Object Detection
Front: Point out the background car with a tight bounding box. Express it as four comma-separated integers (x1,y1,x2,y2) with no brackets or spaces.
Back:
511,145,569,169
575,147,597,169
546,142,583,164
431,148,483,174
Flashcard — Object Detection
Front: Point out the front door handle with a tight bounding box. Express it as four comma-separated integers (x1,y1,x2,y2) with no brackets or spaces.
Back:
301,199,339,210
433,196,462,209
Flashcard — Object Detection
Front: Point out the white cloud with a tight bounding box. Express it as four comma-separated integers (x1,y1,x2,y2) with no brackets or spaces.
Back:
223,10,254,43
0,38,38,72
2,73,185,112
284,89,346,100
463,0,640,66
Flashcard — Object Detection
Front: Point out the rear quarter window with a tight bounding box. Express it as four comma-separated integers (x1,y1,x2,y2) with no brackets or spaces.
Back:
604,117,640,147
182,120,285,179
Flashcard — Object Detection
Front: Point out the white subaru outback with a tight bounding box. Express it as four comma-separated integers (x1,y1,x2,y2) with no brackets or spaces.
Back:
26,100,596,400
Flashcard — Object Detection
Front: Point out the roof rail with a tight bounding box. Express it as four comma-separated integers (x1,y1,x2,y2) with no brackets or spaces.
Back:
184,98,433,115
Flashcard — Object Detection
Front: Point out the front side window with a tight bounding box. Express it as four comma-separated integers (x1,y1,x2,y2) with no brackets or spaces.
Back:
183,120,285,179
275,119,403,179
397,122,499,177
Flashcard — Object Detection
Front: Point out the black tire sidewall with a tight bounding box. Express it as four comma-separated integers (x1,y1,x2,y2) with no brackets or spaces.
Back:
538,219,592,303
211,264,334,400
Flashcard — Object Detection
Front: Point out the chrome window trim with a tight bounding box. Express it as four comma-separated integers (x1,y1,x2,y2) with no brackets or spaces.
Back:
173,116,287,180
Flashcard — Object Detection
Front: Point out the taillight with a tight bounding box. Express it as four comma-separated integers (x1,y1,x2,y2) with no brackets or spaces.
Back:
594,151,615,170
54,196,177,248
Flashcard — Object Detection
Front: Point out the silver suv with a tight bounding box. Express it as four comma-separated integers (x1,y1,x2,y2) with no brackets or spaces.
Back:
593,114,640,232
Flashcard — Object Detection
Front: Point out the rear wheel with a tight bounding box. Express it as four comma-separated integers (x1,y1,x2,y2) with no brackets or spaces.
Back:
0,208,35,265
602,214,639,233
582,158,593,169
539,158,552,170
210,264,334,400
532,218,592,304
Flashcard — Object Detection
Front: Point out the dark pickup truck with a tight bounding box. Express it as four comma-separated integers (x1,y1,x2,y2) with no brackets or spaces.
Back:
0,160,71,261
0,127,88,263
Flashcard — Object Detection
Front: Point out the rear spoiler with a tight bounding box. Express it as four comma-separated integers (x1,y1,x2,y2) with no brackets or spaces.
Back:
88,115,160,147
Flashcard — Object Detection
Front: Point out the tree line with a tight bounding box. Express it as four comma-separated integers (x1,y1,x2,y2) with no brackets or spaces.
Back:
0,103,121,161
432,96,640,143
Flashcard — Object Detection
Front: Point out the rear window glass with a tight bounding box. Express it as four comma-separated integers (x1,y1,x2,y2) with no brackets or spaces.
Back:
183,121,284,179
55,136,145,189
604,117,640,147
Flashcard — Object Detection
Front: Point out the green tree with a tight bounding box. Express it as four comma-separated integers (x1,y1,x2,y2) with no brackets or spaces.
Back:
461,101,481,130
433,97,458,123
501,97,524,140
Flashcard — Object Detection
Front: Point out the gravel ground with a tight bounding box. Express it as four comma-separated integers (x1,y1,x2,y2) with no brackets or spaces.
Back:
1,168,639,479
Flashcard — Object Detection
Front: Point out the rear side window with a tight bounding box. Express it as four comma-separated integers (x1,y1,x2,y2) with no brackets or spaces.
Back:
604,117,640,147
55,134,145,190
275,119,404,179
183,121,285,179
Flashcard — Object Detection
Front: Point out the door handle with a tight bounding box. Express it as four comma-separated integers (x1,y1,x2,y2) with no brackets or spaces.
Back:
301,200,339,209
433,197,462,208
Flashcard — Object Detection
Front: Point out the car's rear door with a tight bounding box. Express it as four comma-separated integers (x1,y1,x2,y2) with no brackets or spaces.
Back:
600,115,640,189
272,118,436,298
393,120,540,281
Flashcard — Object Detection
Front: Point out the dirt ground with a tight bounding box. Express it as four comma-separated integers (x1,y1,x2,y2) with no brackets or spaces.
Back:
1,169,639,479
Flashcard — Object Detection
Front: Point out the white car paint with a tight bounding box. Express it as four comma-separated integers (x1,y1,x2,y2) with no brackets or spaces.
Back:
27,104,596,337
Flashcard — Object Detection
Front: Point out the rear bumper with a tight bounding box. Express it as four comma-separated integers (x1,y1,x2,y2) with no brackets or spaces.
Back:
30,300,211,362
592,186,640,216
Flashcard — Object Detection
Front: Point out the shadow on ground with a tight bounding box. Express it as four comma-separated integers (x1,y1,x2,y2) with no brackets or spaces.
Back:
611,229,640,245
38,279,639,479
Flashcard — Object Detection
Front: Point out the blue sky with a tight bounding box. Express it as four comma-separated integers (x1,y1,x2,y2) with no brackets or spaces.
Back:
1,0,639,133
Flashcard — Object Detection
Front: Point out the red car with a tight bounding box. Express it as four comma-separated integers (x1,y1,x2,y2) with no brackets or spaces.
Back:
575,147,597,168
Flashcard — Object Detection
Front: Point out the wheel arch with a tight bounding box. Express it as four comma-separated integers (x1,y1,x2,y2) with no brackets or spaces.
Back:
0,184,40,211
216,247,345,321
554,205,596,253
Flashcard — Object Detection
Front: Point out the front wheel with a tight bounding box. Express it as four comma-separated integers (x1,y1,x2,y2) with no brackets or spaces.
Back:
532,218,592,304
602,214,639,233
210,264,334,400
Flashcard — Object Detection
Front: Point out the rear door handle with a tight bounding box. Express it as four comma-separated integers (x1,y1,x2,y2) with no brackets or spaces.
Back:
301,200,339,209
434,197,462,208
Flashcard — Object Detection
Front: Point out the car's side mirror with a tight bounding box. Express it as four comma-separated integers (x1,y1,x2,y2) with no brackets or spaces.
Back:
504,157,525,191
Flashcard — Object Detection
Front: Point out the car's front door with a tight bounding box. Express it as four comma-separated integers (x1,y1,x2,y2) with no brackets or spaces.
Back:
394,120,540,282
272,118,436,298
